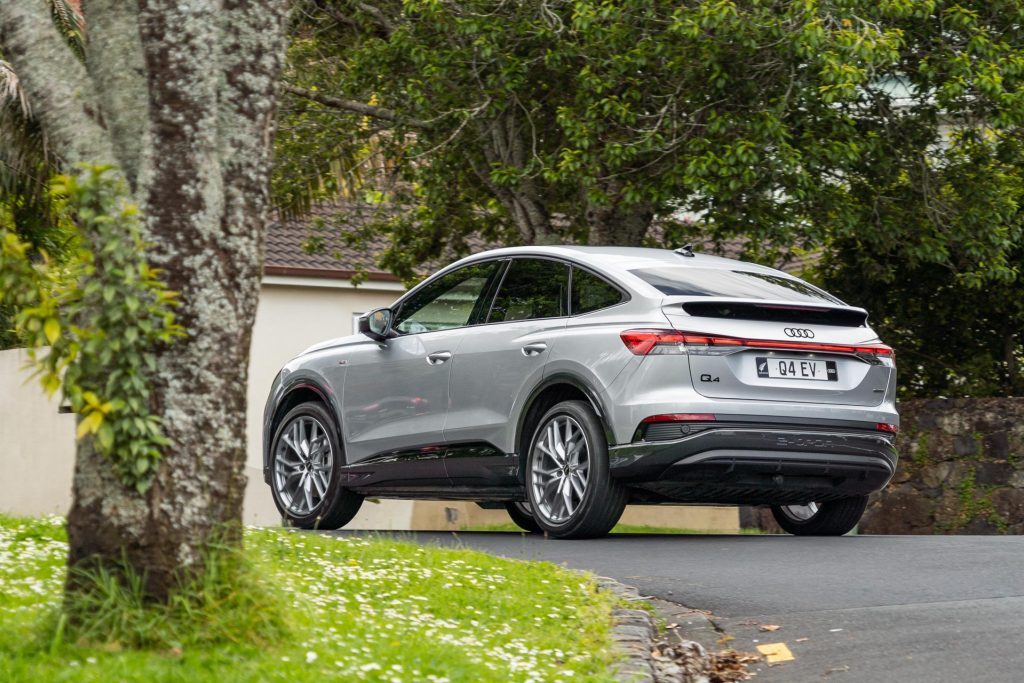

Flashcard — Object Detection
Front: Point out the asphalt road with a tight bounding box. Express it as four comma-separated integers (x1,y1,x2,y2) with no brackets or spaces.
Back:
330,530,1024,682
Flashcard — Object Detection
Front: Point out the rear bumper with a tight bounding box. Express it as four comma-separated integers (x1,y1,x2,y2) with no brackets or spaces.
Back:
608,418,897,505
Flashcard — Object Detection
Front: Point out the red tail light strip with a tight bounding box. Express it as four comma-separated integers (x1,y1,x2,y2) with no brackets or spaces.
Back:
620,329,893,357
875,422,899,434
642,413,717,423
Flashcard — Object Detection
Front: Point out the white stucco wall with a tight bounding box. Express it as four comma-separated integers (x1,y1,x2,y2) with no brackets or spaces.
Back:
0,348,76,516
241,276,408,526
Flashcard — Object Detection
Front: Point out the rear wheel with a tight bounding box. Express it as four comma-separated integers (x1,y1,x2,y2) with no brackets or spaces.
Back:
770,495,868,536
505,501,543,534
525,400,627,539
270,402,363,530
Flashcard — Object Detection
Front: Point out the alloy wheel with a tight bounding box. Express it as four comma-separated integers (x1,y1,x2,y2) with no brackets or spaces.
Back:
780,502,819,521
273,415,334,516
529,415,590,524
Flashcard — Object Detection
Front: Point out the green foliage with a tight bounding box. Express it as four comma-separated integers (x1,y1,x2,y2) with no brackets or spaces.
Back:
47,0,84,62
279,1,1023,283
276,1,1024,401
813,1,1024,398
0,3,84,347
937,468,1010,533
822,242,1024,398
0,166,183,490
817,131,1024,398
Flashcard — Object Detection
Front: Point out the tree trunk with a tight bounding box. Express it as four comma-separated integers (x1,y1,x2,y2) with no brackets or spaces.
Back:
586,193,655,246
1,0,288,600
472,110,559,245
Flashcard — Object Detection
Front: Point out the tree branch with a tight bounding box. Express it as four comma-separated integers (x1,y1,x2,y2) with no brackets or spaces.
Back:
217,0,289,302
355,2,395,37
84,0,150,191
282,82,427,128
0,0,116,168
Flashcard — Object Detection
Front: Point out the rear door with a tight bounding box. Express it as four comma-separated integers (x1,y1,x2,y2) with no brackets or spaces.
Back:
631,266,895,406
444,257,570,486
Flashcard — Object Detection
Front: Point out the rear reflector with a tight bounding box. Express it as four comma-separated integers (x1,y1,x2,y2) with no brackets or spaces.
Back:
620,328,894,357
642,413,717,423
875,422,899,434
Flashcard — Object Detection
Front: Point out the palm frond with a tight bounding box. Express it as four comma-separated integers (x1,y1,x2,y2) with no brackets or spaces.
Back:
0,60,30,118
49,0,85,62
0,60,58,243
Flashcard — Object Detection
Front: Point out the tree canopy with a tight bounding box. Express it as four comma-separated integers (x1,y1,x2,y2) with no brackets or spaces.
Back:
278,0,1024,284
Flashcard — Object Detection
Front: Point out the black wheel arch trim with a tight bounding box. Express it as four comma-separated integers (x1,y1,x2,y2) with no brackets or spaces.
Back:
263,377,344,483
514,372,615,462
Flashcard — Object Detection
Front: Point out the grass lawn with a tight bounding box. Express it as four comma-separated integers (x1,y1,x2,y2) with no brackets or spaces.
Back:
0,515,620,682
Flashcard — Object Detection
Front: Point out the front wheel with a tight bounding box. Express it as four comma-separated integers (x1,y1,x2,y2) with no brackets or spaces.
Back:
770,495,868,536
525,400,627,539
270,402,363,530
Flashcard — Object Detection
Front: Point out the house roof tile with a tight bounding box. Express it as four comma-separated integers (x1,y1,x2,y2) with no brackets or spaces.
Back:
263,203,817,281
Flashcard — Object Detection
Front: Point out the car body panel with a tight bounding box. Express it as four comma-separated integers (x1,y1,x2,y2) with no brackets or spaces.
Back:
341,328,464,465
444,317,566,455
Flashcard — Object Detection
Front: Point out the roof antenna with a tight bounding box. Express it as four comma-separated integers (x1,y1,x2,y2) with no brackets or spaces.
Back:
674,243,695,258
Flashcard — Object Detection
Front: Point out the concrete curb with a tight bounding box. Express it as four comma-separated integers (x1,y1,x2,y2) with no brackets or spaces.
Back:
595,577,711,683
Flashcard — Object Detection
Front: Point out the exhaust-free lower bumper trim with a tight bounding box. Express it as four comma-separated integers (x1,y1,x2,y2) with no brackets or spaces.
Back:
609,422,897,504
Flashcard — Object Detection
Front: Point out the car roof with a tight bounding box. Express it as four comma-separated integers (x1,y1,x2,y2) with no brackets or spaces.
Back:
453,245,782,277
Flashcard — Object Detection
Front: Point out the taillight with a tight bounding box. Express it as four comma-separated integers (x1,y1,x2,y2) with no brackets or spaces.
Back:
875,422,899,434
619,329,688,355
620,328,894,357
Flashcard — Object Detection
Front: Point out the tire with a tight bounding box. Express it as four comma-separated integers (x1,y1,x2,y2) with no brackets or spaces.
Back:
269,402,363,530
770,495,868,536
505,501,543,534
525,400,627,539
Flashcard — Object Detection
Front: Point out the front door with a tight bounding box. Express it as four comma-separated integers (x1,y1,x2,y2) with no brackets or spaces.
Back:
341,260,502,485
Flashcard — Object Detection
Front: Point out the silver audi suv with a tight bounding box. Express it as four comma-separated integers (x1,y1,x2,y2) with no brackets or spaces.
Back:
263,246,898,538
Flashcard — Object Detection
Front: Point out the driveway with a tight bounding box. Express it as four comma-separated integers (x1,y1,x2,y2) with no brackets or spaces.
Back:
329,530,1024,682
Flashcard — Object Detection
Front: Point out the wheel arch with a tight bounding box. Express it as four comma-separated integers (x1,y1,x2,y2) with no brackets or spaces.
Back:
514,373,614,475
263,378,343,482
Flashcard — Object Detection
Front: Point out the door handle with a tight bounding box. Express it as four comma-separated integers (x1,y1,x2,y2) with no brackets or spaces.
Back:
521,342,548,357
425,351,452,365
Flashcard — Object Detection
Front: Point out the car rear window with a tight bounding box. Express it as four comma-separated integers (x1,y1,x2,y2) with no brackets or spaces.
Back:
629,267,843,305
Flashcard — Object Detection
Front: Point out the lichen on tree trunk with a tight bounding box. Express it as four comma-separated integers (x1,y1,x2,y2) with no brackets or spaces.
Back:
0,0,288,600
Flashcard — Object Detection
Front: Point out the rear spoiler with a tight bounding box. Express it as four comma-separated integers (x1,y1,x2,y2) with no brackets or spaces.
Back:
665,298,869,327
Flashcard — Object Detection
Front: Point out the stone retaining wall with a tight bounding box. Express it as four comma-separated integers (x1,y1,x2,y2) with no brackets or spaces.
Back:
860,397,1024,534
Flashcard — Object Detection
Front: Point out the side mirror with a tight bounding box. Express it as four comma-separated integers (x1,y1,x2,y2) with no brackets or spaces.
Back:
359,307,393,342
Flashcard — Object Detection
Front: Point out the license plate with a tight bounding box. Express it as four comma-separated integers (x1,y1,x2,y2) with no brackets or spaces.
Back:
756,357,838,382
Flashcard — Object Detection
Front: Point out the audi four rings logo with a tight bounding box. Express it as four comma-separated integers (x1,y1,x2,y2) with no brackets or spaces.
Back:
784,328,815,338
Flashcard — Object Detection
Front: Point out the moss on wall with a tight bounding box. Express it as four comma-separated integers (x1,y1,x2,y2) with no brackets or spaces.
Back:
861,398,1024,535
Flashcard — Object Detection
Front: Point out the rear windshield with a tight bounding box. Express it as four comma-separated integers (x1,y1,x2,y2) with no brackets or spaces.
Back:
629,267,843,305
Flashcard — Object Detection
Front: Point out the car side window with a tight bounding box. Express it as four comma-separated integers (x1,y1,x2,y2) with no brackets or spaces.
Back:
572,267,625,314
393,261,500,335
487,258,569,323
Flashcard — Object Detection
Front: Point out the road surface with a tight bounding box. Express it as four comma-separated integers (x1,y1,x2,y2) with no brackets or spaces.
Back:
330,530,1024,682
